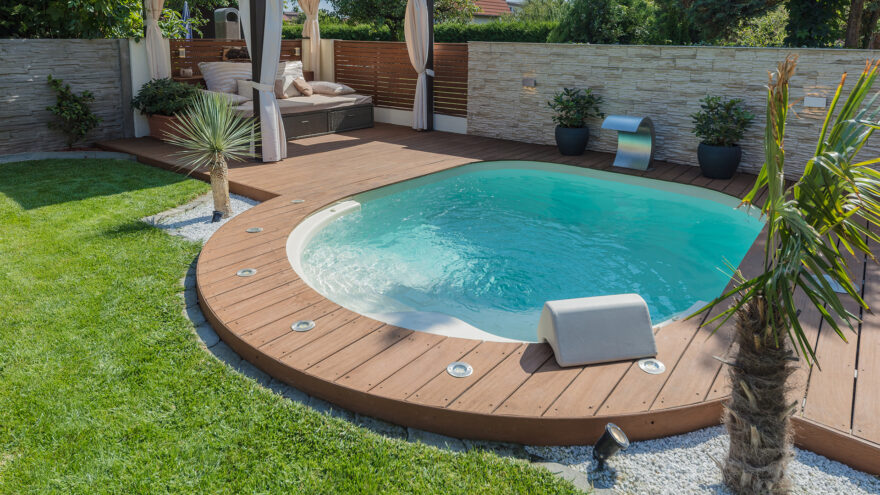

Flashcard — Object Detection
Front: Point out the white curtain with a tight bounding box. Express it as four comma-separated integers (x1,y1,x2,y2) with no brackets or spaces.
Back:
144,0,171,79
298,0,321,78
239,0,287,162
405,0,432,130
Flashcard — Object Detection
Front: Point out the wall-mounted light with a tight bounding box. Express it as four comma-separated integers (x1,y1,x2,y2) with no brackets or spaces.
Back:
522,77,537,88
294,47,302,57
178,47,186,58
592,423,629,470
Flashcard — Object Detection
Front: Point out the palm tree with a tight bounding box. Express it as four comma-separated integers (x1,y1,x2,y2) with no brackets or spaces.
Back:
698,55,880,494
165,92,258,219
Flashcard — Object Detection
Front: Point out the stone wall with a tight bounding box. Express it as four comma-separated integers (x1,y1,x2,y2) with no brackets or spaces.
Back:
0,39,132,153
467,42,880,175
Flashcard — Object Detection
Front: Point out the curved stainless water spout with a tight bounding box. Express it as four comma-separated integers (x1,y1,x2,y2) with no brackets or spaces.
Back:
601,115,656,171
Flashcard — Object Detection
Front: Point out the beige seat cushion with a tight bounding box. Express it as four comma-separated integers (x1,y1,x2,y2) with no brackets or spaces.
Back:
234,94,373,117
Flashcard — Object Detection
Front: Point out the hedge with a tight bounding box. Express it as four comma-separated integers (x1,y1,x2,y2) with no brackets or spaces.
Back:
282,20,559,43
282,22,395,41
433,21,559,43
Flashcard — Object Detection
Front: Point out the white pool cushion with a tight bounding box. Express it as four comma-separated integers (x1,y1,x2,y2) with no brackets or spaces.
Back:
537,294,657,367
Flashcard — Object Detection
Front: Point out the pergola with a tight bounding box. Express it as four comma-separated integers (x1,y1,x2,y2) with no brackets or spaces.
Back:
143,0,435,163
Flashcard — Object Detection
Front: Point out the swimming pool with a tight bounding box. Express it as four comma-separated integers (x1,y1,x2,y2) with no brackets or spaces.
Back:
288,161,763,342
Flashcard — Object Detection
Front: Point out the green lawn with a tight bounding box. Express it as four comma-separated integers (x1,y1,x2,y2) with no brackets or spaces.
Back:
0,159,582,494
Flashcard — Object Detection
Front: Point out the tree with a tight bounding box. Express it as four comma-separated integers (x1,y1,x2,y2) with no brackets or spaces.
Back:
513,0,570,22
687,0,782,41
784,0,847,46
328,0,478,37
697,56,880,493
165,92,258,219
548,0,653,44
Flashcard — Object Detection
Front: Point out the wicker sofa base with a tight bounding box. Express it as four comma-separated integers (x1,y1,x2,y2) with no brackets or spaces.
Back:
282,104,374,139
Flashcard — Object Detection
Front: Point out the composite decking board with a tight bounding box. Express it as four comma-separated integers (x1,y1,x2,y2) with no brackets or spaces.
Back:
543,361,634,417
853,248,880,444
407,341,523,408
258,309,368,359
212,281,312,322
280,319,387,369
199,258,294,294
103,125,880,471
201,258,298,298
371,338,482,400
231,293,338,339
495,357,583,417
448,344,554,415
339,332,446,391
205,268,300,309
309,326,417,382
801,249,864,432
598,320,701,415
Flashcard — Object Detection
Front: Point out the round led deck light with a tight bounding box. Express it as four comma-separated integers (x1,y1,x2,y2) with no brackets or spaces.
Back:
638,358,666,375
291,199,305,204
236,268,257,277
292,320,316,332
446,361,473,378
246,227,263,233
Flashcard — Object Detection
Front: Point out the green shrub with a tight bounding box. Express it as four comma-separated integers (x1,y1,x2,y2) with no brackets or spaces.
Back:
131,78,200,117
691,95,755,146
282,22,396,41
45,75,102,149
433,20,559,42
548,0,654,44
547,87,604,128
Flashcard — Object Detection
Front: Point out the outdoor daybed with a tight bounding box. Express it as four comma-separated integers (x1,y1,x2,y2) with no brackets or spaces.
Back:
197,60,374,139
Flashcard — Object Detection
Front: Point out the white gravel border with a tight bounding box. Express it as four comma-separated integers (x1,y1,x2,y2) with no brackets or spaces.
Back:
143,192,259,242
526,425,880,494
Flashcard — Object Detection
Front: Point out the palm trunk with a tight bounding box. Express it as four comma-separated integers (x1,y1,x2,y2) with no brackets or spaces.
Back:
723,296,796,495
210,158,231,218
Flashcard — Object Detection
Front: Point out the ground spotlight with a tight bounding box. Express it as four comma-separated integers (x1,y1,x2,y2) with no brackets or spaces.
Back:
593,423,629,470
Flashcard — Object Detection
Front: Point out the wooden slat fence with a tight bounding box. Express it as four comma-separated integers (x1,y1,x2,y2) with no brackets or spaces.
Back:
169,39,303,79
334,41,468,117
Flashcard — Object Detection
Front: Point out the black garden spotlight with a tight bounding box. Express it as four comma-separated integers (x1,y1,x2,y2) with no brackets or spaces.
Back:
593,423,630,470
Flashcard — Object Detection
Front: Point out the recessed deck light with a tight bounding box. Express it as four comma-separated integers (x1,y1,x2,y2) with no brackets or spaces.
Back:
593,423,630,470
292,320,316,332
446,361,473,378
236,268,257,277
291,199,305,204
638,358,666,375
246,227,263,233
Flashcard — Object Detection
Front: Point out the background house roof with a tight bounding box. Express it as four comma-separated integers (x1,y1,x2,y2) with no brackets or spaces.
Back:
475,0,511,17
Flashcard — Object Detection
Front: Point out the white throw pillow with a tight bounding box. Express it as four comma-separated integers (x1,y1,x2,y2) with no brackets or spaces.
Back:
310,81,356,96
198,62,251,94
276,60,304,80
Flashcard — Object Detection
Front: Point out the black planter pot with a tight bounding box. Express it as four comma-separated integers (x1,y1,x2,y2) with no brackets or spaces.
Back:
555,126,590,156
697,143,742,179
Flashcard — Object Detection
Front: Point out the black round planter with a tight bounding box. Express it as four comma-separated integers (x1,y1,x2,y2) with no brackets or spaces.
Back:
555,126,590,156
697,143,742,179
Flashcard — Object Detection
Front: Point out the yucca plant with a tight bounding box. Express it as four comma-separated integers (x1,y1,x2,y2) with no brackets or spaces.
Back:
165,92,258,220
697,55,880,494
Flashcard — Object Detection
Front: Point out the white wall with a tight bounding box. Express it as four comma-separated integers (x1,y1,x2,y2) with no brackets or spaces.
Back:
374,107,468,134
128,38,169,138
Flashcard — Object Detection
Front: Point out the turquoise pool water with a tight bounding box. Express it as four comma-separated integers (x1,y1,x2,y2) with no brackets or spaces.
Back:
300,162,763,342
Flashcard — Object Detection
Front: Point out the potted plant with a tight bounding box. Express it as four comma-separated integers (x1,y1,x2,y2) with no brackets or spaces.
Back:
691,95,755,179
131,78,199,142
547,87,604,156
165,92,258,220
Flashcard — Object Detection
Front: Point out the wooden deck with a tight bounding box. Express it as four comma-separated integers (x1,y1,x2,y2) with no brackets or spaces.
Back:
101,123,880,474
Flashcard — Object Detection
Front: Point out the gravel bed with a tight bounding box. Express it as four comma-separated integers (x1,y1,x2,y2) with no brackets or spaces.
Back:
526,426,880,494
143,193,259,242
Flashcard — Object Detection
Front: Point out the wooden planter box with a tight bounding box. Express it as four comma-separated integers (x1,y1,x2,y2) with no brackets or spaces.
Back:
148,114,187,142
